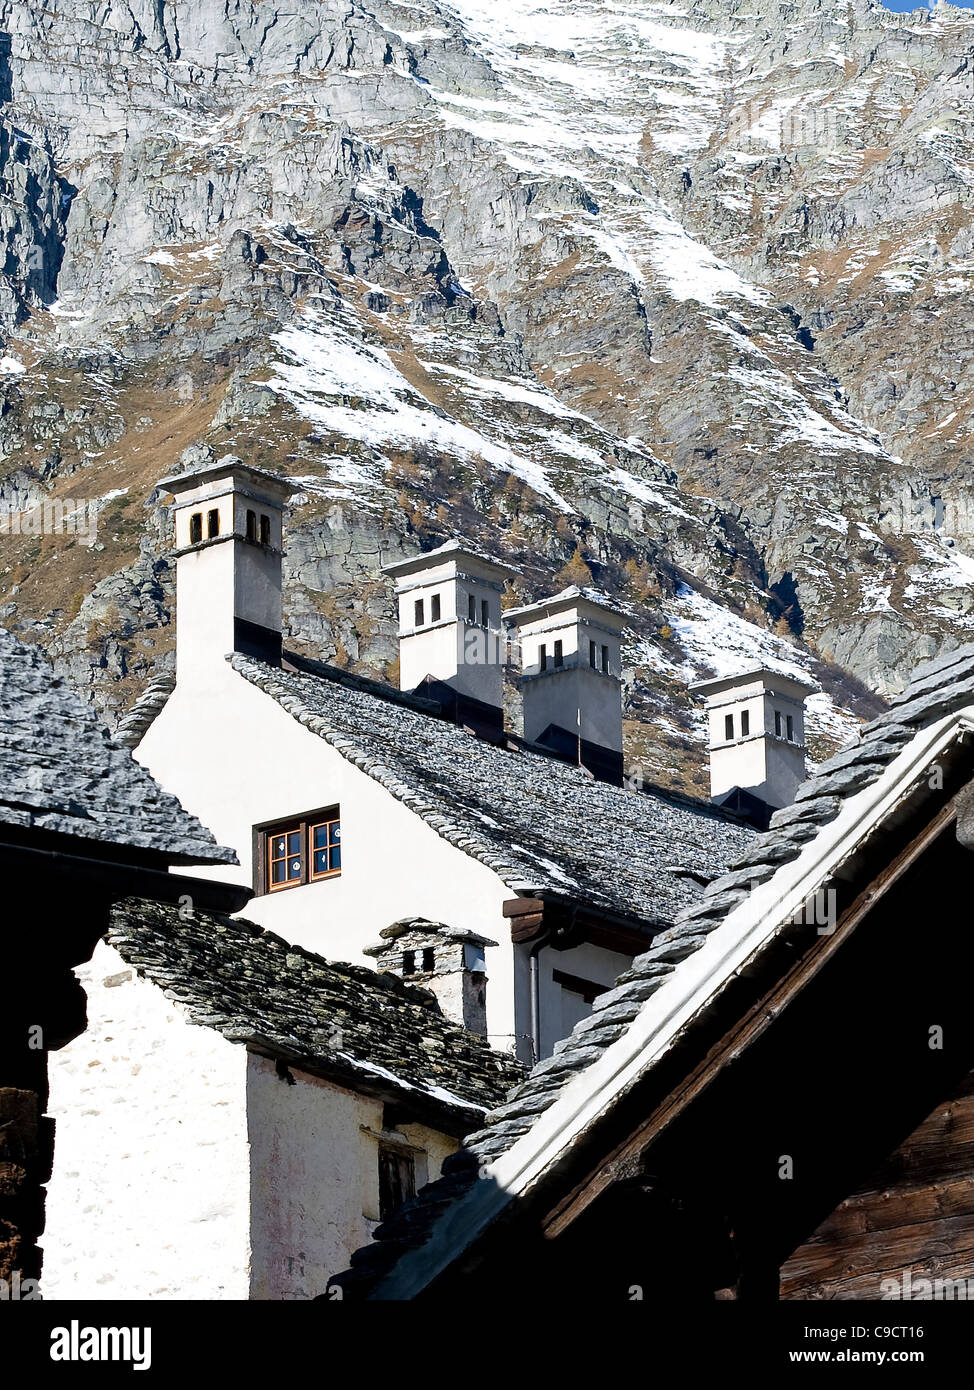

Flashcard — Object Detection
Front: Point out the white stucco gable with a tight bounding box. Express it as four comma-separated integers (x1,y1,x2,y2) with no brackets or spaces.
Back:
136,661,520,1050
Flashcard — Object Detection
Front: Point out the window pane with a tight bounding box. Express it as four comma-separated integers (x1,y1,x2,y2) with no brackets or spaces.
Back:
274,837,286,857
314,849,329,876
313,824,328,850
331,822,340,844
271,860,287,884
288,857,302,879
330,846,341,871
288,831,301,855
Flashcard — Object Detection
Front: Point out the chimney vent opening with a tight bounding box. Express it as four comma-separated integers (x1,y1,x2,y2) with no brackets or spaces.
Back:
260,513,271,546
207,509,220,539
189,512,203,545
246,509,257,542
431,593,441,623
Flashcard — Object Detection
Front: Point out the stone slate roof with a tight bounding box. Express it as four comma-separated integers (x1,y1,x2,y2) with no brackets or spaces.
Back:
0,627,235,866
230,653,755,932
333,645,974,1299
109,898,523,1122
114,671,175,750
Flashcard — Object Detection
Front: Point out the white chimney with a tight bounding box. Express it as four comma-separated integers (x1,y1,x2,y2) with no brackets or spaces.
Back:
382,541,513,736
505,586,626,783
364,918,498,1037
690,667,819,816
157,457,294,685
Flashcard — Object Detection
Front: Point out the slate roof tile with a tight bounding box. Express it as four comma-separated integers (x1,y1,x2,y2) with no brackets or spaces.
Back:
109,898,523,1120
0,628,234,865
230,653,755,932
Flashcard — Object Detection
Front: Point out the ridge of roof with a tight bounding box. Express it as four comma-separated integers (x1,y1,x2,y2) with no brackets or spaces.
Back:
0,628,236,866
331,645,974,1299
109,898,524,1120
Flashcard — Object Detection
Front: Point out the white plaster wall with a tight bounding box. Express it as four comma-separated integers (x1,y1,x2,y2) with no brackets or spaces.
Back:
709,731,771,799
246,1055,455,1299
44,941,251,1300
137,664,519,1050
521,664,622,751
537,941,632,1060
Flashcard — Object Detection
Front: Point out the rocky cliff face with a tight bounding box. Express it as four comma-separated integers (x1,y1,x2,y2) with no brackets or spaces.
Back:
2,0,972,791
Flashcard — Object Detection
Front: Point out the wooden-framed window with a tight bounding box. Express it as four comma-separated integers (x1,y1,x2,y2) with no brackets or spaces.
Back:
189,512,203,544
309,813,342,880
378,1145,416,1221
207,508,220,539
258,807,341,894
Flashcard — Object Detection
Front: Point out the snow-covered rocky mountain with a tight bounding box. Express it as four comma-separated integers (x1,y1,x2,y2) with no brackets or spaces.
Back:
2,0,973,791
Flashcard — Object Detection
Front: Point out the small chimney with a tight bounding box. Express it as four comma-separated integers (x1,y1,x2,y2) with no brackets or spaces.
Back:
382,541,513,736
505,586,626,783
364,918,497,1037
690,667,819,821
157,457,295,684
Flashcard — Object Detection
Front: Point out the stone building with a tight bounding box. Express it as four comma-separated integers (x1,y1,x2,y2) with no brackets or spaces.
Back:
129,457,756,1064
44,900,520,1299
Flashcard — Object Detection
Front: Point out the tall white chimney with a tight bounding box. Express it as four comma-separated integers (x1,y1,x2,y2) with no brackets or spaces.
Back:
382,541,513,736
156,457,295,686
690,667,819,818
505,586,626,783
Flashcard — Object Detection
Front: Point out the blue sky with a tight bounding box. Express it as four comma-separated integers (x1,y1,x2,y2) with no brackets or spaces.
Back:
880,0,974,9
